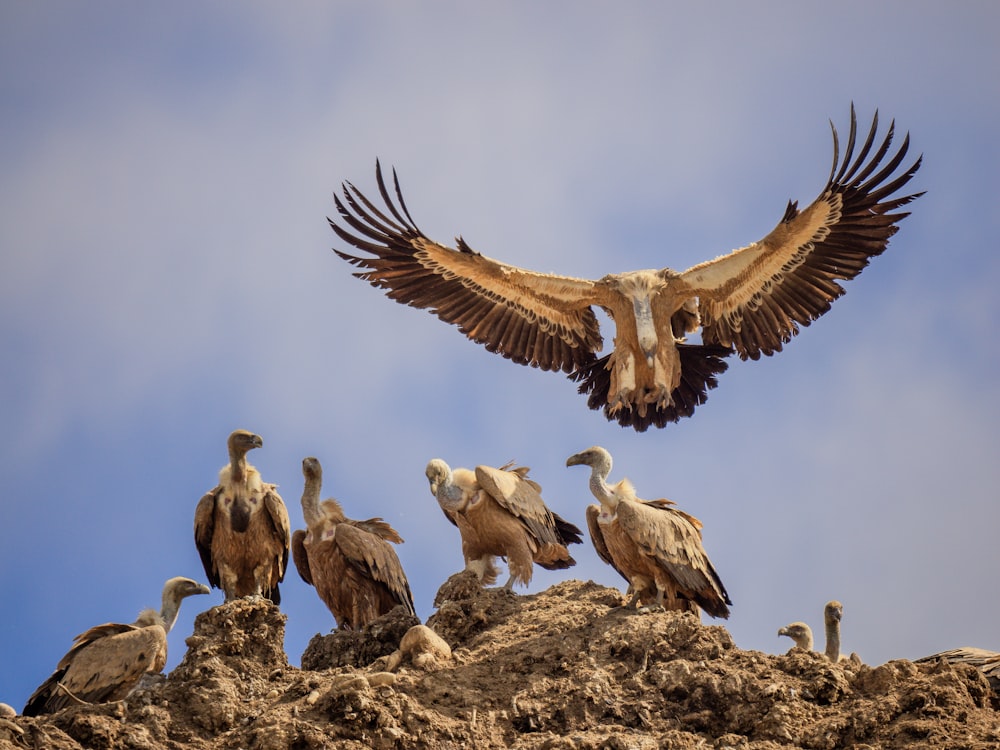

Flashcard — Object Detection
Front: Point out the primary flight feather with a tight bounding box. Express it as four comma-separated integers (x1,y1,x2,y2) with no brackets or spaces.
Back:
331,106,922,431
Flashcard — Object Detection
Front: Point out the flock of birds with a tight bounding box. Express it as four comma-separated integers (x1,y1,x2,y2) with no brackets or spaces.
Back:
19,430,739,716
20,428,999,717
13,106,999,719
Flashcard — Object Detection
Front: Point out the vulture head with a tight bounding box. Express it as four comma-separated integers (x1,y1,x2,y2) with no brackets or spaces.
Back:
566,446,619,509
778,621,814,651
426,458,469,513
566,445,614,474
302,456,322,483
159,576,211,632
228,429,263,459
300,456,324,526
425,458,449,495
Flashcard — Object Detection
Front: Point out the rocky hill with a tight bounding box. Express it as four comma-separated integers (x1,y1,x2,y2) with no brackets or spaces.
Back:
3,576,997,750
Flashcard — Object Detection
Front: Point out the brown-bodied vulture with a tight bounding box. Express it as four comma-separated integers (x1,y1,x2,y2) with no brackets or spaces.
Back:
23,577,209,716
330,107,922,430
566,445,731,618
425,458,583,589
292,456,416,629
194,429,291,604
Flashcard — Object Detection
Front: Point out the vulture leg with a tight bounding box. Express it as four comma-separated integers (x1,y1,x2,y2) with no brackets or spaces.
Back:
636,586,667,614
622,587,642,610
608,350,637,416
220,566,240,602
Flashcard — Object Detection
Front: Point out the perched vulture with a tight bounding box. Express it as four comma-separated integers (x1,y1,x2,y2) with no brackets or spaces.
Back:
330,106,922,430
194,430,291,604
778,622,814,651
566,445,731,618
23,577,209,716
292,457,416,629
824,600,843,662
425,458,584,589
779,601,851,661
915,647,1000,694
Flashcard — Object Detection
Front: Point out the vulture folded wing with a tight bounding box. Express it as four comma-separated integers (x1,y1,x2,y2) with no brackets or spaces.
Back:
263,486,291,578
334,524,416,615
60,625,166,701
678,106,923,360
644,498,704,535
617,500,731,617
475,464,561,544
291,529,313,586
438,504,460,528
193,489,221,588
351,517,405,544
586,504,628,583
330,161,606,374
25,623,166,714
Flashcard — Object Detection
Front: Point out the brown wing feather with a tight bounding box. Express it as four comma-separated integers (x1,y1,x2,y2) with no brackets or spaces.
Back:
24,624,166,715
330,161,605,373
586,504,628,584
475,465,563,545
263,485,291,580
616,499,731,618
193,489,220,589
680,106,923,360
291,529,313,586
333,524,416,616
350,517,405,544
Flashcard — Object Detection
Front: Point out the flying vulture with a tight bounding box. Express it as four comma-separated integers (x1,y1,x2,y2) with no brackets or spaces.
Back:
23,577,209,716
778,621,814,651
292,456,416,629
566,445,731,618
330,107,922,430
194,429,291,604
425,458,584,589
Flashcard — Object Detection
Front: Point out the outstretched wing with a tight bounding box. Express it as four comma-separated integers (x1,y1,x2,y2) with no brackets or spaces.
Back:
330,161,605,373
679,105,923,360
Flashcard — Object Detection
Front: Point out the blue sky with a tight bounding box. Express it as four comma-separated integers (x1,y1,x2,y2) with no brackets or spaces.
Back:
2,3,998,710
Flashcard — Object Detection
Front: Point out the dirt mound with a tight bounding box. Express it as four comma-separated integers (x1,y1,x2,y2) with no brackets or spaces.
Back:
5,579,998,749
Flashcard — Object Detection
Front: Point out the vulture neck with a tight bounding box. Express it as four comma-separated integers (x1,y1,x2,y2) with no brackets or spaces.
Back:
230,450,250,484
157,593,183,633
825,617,841,662
301,471,324,528
437,474,468,514
584,457,618,511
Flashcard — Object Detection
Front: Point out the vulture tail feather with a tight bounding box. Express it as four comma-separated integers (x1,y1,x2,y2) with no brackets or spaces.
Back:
572,343,731,431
